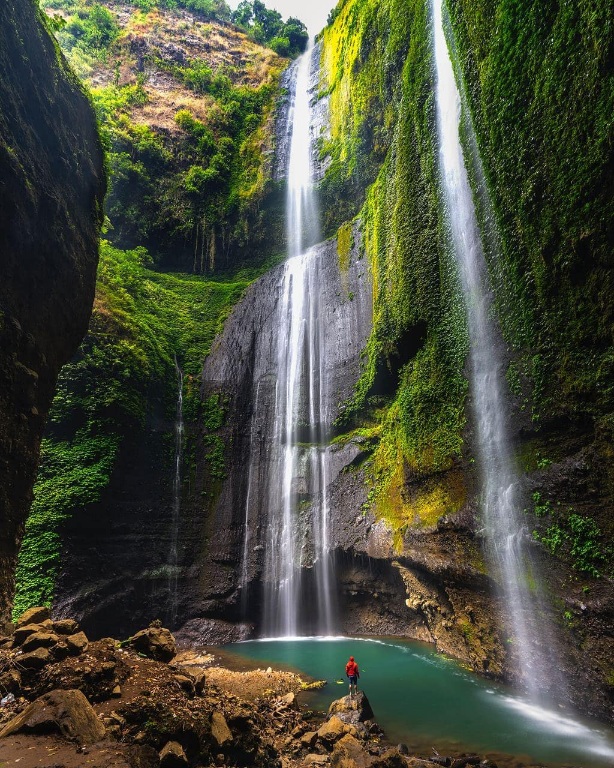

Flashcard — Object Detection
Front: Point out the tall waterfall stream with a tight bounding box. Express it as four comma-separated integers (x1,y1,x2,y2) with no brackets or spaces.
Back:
214,15,614,765
432,0,562,701
242,45,336,637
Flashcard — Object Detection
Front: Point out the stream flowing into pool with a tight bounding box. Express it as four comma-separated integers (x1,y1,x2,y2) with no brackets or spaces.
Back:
223,637,614,768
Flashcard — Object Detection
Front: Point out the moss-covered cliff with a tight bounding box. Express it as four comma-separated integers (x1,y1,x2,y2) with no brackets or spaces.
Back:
318,0,471,550
12,0,613,723
315,0,613,718
0,0,105,624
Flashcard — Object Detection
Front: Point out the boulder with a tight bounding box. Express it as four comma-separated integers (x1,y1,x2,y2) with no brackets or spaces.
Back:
301,731,318,748
128,745,159,767
50,641,70,661
15,607,50,629
53,618,79,635
160,740,188,767
317,715,350,746
194,670,206,694
305,756,330,766
370,750,411,768
128,626,176,662
328,691,375,726
281,691,297,708
173,674,195,696
210,711,232,747
331,733,372,768
0,668,21,693
12,623,47,646
66,631,89,655
0,689,106,744
21,631,59,653
18,647,51,669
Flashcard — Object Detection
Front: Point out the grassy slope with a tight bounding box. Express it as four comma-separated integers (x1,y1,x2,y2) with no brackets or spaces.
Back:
47,0,287,269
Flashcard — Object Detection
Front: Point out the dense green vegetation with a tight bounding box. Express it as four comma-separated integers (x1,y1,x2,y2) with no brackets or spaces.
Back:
231,1,308,57
43,0,289,270
95,73,281,269
318,0,409,236
446,0,614,430
320,0,469,537
14,242,260,615
445,0,614,571
320,0,613,574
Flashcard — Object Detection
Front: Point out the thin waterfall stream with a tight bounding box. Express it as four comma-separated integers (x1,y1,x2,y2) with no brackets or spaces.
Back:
432,0,561,700
168,355,184,626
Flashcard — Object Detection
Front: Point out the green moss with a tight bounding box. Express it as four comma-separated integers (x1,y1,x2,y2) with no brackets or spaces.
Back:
13,433,119,615
336,220,353,273
14,242,260,616
322,0,469,537
446,0,614,427
530,503,610,579
318,0,413,236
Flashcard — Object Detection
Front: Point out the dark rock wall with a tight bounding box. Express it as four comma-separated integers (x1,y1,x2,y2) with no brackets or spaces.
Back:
0,1,105,623
191,229,373,638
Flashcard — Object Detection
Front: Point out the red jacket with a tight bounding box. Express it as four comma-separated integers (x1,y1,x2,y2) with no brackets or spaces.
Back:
346,660,359,677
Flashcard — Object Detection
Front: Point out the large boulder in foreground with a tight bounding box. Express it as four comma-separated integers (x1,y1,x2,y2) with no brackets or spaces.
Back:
0,689,106,744
14,606,50,629
328,691,375,725
0,1,105,625
127,625,176,662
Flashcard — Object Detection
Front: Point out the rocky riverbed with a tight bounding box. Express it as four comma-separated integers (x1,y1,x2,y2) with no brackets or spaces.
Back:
0,608,531,768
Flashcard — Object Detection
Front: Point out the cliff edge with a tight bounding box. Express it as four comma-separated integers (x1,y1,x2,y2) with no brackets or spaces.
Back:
0,0,105,623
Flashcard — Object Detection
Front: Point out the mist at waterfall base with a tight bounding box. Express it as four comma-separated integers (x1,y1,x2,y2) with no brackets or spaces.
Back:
224,637,614,768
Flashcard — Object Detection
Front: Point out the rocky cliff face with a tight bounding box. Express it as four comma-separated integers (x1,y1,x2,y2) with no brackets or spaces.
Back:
189,227,373,640
0,1,105,625
176,0,614,723
25,0,612,728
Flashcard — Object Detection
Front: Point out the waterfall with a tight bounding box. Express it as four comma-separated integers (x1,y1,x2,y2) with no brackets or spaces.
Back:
432,0,561,700
255,44,335,637
168,356,184,626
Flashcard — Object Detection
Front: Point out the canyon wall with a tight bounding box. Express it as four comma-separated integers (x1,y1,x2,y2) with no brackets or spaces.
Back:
0,1,105,624
178,0,613,720
20,0,613,724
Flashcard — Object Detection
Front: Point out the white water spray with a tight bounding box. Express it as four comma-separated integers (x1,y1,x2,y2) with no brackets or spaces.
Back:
432,0,560,700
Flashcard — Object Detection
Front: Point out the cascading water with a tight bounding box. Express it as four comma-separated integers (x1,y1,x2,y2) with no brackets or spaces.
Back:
256,44,336,637
168,356,184,626
432,0,561,700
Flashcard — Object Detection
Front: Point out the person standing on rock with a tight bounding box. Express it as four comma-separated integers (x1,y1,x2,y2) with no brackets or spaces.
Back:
345,655,359,697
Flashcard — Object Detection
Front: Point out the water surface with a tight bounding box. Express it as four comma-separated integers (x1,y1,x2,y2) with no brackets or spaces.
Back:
224,637,614,767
